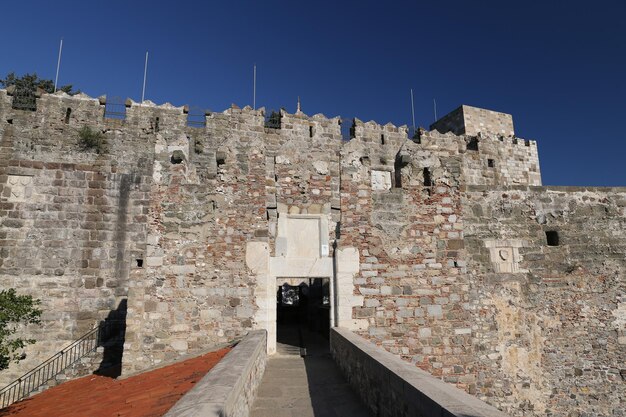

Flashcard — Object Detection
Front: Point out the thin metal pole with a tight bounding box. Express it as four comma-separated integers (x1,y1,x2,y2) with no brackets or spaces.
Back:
410,89,416,133
433,98,438,122
54,39,63,92
253,63,256,110
141,51,148,102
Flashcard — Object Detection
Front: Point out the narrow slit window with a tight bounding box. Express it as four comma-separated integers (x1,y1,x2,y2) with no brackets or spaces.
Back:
309,126,314,138
423,168,432,187
64,108,71,124
394,169,402,188
155,117,160,132
546,231,559,246
381,134,385,145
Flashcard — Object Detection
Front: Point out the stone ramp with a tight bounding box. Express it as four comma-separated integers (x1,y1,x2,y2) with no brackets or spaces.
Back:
252,326,371,417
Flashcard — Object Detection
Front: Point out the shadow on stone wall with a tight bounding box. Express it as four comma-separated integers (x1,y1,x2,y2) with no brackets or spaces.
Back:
94,299,127,378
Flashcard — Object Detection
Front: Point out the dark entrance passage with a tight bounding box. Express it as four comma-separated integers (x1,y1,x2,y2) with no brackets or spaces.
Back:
276,278,330,355
253,278,371,416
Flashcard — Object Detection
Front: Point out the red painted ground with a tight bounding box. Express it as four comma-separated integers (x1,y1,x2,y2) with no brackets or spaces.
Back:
0,347,231,417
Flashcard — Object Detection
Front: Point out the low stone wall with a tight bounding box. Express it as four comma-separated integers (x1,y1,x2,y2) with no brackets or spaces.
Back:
164,330,267,417
331,328,509,417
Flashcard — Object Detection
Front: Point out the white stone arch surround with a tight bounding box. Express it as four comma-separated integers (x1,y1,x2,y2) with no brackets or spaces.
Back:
245,214,365,353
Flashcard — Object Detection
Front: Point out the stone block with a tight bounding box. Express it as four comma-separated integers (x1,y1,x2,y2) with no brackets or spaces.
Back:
427,305,443,317
170,340,188,351
145,256,163,267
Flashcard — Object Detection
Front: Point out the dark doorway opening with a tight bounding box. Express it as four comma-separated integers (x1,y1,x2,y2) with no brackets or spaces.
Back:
276,278,330,355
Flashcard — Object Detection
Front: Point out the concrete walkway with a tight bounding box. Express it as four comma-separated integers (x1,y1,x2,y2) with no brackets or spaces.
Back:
251,326,371,417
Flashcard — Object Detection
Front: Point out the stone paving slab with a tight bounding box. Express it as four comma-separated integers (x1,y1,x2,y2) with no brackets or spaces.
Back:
251,327,371,417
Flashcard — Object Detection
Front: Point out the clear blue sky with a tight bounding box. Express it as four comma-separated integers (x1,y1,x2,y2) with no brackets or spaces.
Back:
2,0,625,186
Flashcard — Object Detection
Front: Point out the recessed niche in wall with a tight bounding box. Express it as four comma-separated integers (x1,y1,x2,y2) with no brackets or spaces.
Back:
170,150,185,164
216,151,226,167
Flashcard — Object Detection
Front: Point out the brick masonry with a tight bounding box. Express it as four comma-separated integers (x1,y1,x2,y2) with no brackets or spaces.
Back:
0,89,623,417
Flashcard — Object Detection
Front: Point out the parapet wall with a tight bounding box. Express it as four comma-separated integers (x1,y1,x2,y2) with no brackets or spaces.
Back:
164,330,267,417
331,328,509,417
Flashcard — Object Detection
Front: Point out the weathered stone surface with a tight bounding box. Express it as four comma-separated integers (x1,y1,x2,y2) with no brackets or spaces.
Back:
0,89,623,417
331,328,508,417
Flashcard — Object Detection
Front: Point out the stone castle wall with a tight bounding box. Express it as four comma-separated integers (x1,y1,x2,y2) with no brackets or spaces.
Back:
0,89,623,417
419,129,541,186
0,91,152,384
463,185,626,416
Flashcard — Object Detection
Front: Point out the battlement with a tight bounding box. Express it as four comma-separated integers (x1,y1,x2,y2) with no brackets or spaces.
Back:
1,87,623,417
0,89,540,186
0,89,523,142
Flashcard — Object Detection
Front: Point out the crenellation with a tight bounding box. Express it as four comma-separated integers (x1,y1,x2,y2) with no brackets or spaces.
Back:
0,88,623,417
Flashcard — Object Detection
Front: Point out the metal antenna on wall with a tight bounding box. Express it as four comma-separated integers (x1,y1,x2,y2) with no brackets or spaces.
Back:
53,39,63,93
141,51,149,102
253,63,257,110
410,89,416,134
433,98,438,122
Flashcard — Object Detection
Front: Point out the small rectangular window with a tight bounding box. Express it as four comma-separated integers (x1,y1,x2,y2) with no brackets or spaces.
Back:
546,231,559,246
488,159,495,168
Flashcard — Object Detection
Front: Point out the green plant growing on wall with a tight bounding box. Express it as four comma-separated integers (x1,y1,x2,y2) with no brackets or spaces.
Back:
78,126,106,153
0,289,42,371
